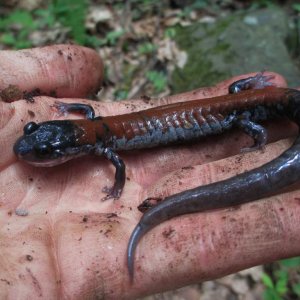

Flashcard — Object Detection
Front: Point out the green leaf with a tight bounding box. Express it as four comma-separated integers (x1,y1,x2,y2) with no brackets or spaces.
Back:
14,39,32,49
138,42,156,54
273,269,288,295
275,276,288,295
34,8,56,27
164,27,176,38
85,36,103,47
192,0,208,9
292,283,300,296
1,33,16,45
146,70,167,92
293,4,300,12
280,257,300,268
263,289,281,300
261,273,275,289
53,0,88,44
114,90,128,100
274,269,288,280
106,30,124,45
8,10,36,29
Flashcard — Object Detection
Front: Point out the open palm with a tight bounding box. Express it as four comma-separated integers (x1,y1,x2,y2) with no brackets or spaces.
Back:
0,45,299,299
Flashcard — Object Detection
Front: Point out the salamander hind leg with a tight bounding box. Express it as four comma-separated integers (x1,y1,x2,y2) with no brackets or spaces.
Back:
236,113,267,152
101,147,126,200
52,102,96,119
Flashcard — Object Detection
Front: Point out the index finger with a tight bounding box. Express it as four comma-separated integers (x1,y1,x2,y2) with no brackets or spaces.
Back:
0,45,103,100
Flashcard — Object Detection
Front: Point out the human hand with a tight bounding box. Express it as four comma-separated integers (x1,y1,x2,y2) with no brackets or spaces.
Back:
0,45,299,299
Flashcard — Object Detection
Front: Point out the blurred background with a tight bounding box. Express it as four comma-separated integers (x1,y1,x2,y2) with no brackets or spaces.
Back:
1,1,299,299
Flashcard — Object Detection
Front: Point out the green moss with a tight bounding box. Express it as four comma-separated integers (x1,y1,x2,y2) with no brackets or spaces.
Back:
172,46,226,93
204,17,232,36
171,6,300,92
210,42,230,54
171,20,232,93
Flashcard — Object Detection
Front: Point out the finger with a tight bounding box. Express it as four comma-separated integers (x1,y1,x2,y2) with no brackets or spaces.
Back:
158,71,287,105
0,101,19,168
0,45,103,100
128,139,300,296
106,72,287,111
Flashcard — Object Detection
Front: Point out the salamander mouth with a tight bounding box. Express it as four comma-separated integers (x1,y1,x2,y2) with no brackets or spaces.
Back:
24,155,75,167
15,145,94,167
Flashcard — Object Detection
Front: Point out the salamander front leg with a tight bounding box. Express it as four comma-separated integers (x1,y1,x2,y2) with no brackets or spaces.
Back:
101,147,126,200
228,71,275,94
236,115,267,152
52,102,96,119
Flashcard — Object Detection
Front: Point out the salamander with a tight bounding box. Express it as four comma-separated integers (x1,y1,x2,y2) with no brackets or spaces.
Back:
13,72,284,199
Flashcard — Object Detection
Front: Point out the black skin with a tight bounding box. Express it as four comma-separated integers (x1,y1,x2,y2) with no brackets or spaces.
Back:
228,77,257,94
235,112,267,152
228,72,274,94
54,102,96,119
13,120,83,165
101,148,126,200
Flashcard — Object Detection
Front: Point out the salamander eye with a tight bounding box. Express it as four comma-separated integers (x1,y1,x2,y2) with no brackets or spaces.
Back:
34,143,52,156
24,122,39,135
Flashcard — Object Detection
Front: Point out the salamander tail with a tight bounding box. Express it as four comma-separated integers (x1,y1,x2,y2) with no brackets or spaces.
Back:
127,223,148,283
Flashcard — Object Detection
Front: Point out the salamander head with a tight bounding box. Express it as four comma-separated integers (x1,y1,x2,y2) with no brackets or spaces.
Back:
14,120,93,167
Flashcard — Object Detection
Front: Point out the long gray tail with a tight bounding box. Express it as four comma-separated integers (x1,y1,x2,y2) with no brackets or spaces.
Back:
127,223,149,282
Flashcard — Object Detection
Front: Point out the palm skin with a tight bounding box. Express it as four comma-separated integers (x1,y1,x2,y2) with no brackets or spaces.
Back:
0,45,299,299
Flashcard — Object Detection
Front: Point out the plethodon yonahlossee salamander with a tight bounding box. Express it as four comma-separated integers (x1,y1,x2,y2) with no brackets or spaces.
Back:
14,72,279,199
